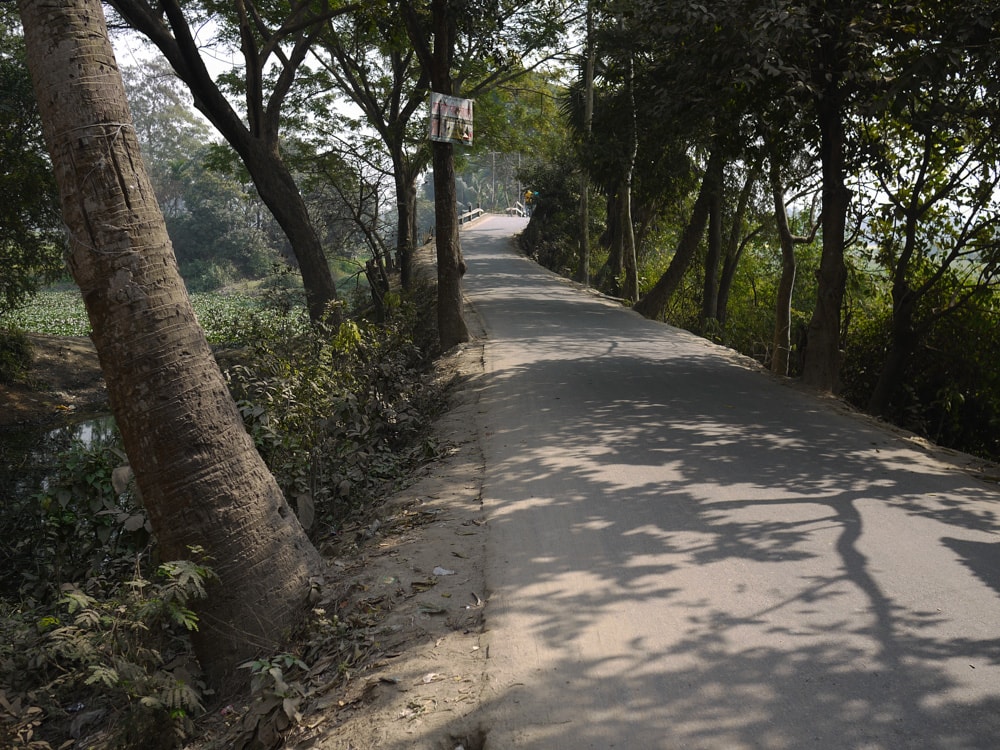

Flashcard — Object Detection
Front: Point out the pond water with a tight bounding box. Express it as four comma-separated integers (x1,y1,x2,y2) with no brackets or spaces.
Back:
0,415,117,594
0,415,117,501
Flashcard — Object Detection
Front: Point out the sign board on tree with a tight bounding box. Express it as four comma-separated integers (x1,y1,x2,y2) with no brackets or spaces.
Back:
429,92,474,146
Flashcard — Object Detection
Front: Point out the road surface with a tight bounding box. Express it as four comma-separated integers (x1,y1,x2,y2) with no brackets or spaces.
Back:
461,216,1000,749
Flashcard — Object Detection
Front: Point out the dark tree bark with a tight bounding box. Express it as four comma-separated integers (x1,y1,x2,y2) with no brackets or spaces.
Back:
867,295,917,416
619,15,639,303
576,0,595,286
400,0,469,348
802,92,850,391
800,12,853,392
700,175,723,327
393,155,423,289
19,0,322,686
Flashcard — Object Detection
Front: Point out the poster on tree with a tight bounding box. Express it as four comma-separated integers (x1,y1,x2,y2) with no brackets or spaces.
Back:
429,92,474,146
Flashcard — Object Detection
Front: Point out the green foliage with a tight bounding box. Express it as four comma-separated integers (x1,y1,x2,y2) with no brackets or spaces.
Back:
0,289,92,336
0,9,65,317
224,289,442,533
239,653,308,728
0,555,213,749
0,288,305,343
518,149,590,277
7,421,150,599
0,328,32,384
121,61,287,293
842,277,1000,460
0,277,446,746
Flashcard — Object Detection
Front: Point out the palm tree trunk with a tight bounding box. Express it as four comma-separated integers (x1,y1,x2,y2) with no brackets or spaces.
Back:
19,0,322,686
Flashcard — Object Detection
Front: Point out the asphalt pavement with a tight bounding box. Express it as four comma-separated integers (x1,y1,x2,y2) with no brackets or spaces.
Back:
461,215,1000,749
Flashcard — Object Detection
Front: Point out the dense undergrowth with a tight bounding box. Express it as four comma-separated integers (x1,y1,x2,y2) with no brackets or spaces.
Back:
0,281,448,749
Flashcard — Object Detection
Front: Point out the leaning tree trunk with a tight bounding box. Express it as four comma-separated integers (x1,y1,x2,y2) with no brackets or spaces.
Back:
106,0,340,324
715,161,760,325
243,140,341,323
634,147,722,320
19,0,323,686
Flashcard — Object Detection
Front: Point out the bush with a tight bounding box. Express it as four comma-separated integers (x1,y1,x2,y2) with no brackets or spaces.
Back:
0,279,448,747
0,327,31,384
0,556,212,750
0,417,153,603
224,292,443,535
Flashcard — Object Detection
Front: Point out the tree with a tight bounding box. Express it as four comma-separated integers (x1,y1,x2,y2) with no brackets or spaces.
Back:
106,0,349,322
0,6,62,315
122,60,282,289
315,4,431,290
398,0,571,348
632,145,723,318
861,6,1000,414
575,0,596,287
733,1,902,391
18,0,322,685
625,0,756,319
768,153,818,376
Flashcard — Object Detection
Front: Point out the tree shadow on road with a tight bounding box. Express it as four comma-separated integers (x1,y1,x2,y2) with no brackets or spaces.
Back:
392,241,1000,749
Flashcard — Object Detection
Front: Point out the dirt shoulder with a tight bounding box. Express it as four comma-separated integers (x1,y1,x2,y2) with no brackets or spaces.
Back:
291,320,490,750
0,334,108,427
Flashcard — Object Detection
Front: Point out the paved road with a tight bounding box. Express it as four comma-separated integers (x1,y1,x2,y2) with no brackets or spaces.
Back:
460,216,1000,749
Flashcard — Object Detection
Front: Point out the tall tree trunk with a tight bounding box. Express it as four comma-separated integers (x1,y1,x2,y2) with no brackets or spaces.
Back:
770,160,798,376
431,137,469,347
19,0,322,686
700,178,723,327
634,147,722,320
802,37,850,392
576,0,595,287
428,0,469,348
244,141,341,322
621,178,638,302
392,149,422,290
620,15,638,303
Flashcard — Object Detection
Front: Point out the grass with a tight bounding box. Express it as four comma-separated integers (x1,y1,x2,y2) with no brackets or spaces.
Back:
1,289,304,344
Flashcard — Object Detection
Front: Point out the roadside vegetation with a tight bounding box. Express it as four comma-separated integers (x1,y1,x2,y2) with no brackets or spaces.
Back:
0,280,449,749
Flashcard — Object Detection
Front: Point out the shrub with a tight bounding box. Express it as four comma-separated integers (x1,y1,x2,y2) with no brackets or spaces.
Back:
0,327,31,384
0,555,212,750
224,289,443,535
8,423,150,601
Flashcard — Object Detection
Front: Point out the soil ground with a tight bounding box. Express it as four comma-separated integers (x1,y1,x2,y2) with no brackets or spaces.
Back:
1,299,491,750
0,334,108,427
